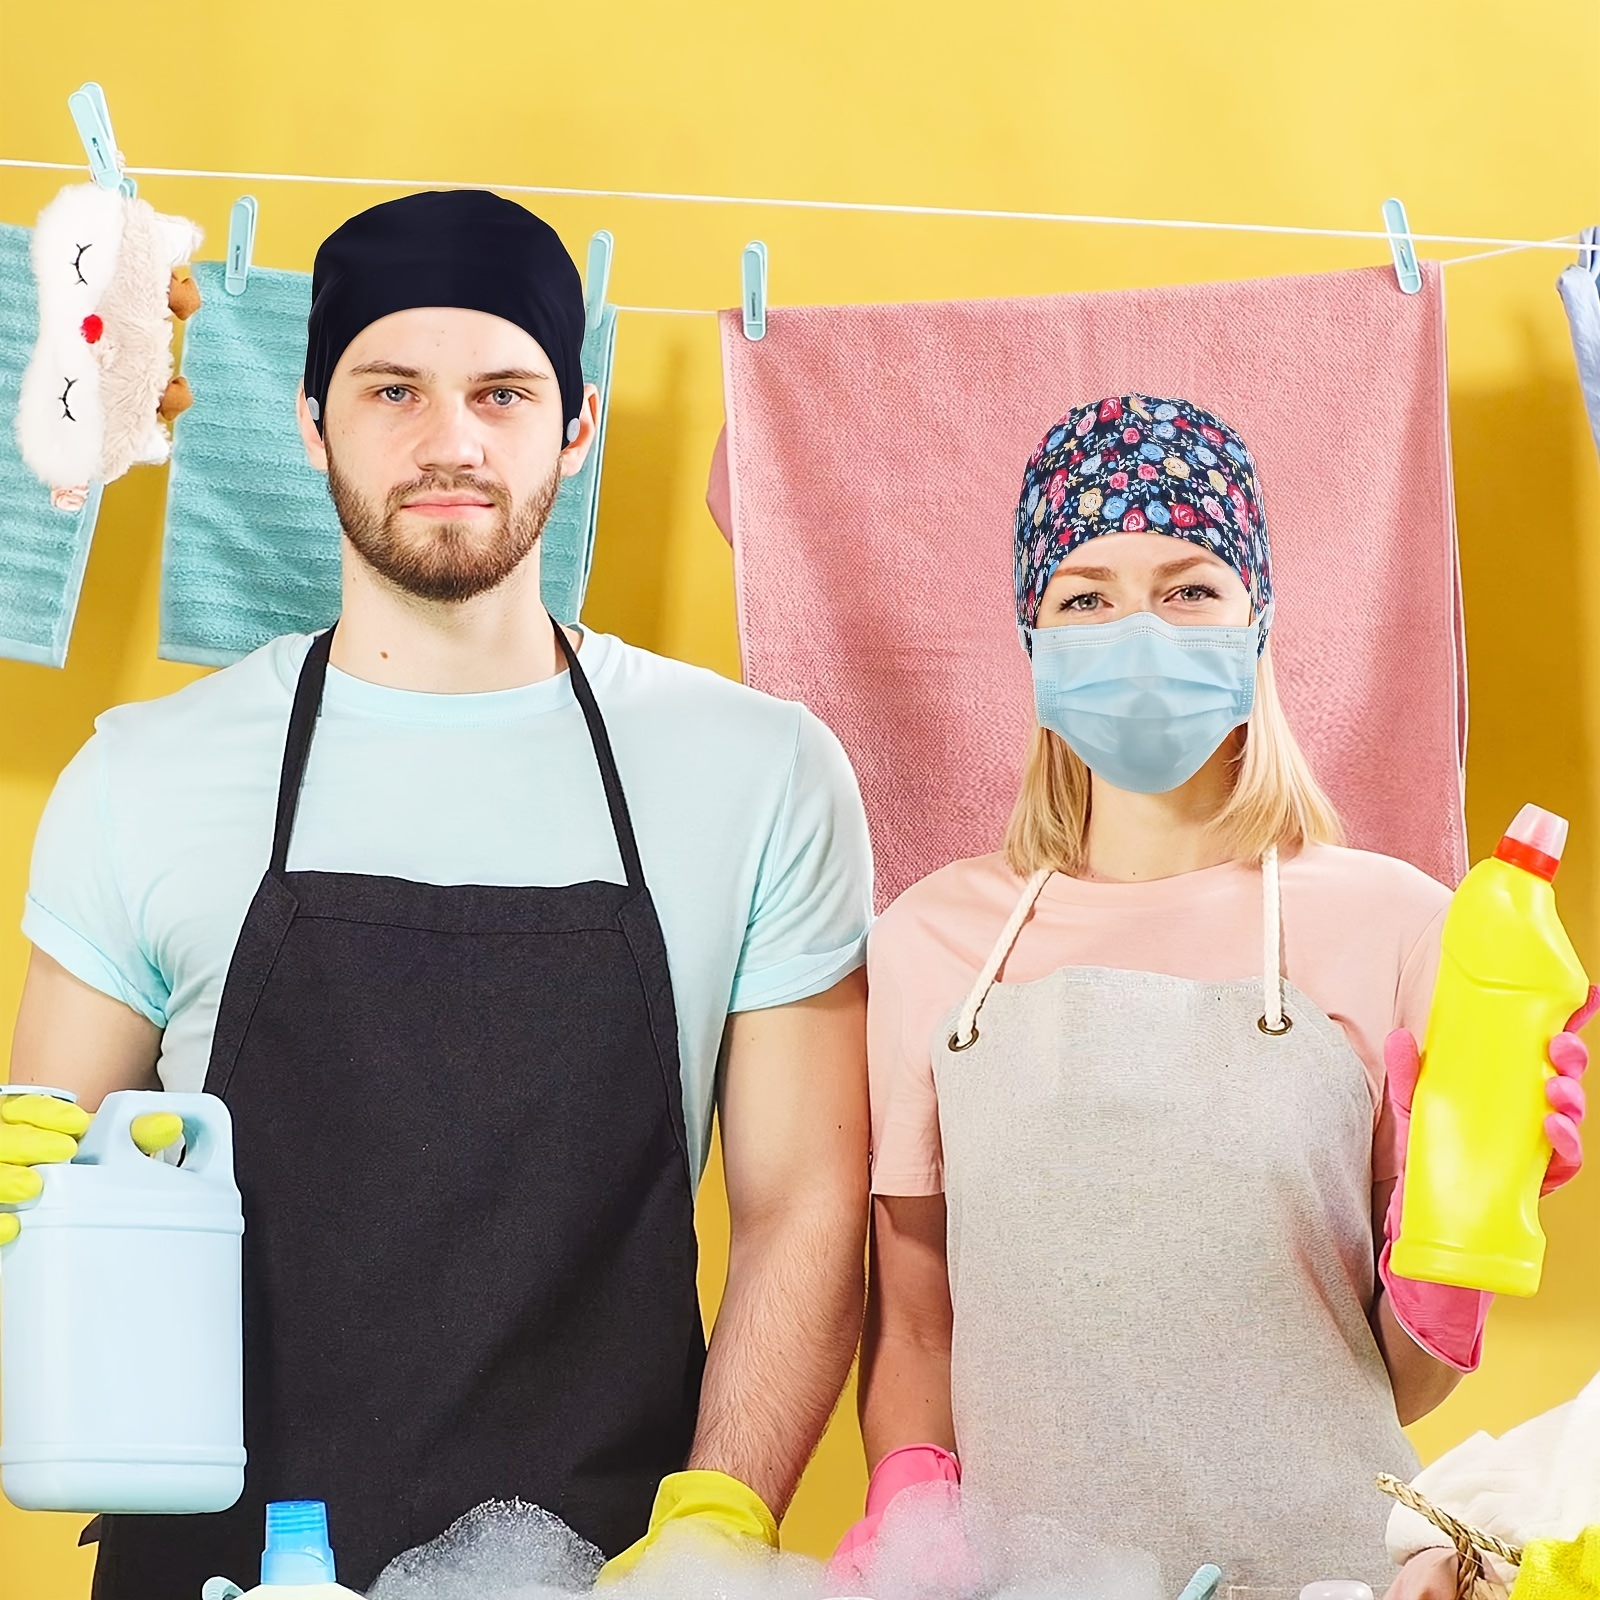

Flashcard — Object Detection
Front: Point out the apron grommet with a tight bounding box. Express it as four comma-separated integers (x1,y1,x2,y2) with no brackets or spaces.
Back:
1257,1013,1294,1036
948,1027,980,1052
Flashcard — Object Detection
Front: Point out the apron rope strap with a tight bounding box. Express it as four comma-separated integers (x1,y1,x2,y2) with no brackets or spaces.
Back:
1258,844,1291,1035
948,869,1052,1050
950,847,1295,1053
1375,1473,1524,1600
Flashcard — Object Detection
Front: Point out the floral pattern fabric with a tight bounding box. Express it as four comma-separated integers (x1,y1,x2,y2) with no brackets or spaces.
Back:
1014,394,1273,643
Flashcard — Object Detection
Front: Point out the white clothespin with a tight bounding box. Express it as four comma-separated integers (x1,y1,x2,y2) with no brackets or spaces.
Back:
1382,197,1422,294
1578,225,1600,279
741,240,768,340
584,230,614,334
67,82,134,197
224,196,259,296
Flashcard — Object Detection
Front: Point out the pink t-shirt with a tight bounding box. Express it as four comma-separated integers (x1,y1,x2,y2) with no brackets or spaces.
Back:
868,843,1451,1195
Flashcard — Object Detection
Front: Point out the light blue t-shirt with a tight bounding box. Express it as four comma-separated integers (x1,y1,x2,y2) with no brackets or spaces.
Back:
23,631,873,1185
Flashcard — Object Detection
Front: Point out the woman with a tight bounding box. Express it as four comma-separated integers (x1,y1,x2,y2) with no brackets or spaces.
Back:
843,396,1590,1598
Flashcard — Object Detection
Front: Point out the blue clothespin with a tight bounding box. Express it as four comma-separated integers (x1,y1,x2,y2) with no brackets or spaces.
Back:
584,230,614,334
741,241,769,341
224,196,259,297
1175,1564,1222,1600
67,82,134,197
1382,197,1423,295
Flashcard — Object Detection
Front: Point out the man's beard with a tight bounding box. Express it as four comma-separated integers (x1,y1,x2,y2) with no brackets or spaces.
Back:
327,454,561,604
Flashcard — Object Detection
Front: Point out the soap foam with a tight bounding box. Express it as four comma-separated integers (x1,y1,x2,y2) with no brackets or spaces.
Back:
856,1481,1164,1600
367,1500,604,1599
365,1485,1167,1600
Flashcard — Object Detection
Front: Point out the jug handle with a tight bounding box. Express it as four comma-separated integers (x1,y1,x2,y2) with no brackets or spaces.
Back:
73,1090,236,1188
0,1083,78,1105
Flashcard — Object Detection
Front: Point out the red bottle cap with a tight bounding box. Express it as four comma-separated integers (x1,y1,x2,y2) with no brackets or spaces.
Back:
1494,803,1568,882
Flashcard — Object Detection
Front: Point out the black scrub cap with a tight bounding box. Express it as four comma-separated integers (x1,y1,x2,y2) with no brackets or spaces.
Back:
303,189,586,440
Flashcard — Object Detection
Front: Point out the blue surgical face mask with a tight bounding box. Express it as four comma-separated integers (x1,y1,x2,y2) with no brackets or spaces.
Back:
1026,610,1259,795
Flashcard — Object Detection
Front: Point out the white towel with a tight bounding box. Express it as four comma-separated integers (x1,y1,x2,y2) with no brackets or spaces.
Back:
1386,1369,1600,1586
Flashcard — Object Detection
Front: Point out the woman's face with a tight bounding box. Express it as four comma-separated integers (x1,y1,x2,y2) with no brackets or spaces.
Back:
1035,532,1252,632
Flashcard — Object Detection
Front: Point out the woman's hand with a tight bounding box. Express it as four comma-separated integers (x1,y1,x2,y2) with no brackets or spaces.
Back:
1375,1002,1592,1388
1382,1549,1476,1598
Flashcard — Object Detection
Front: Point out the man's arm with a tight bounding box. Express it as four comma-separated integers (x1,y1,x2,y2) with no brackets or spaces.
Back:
1370,1176,1464,1426
688,968,868,1518
9,947,163,1106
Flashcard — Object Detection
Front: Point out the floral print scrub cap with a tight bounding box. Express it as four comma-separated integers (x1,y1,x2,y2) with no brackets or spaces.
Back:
1014,395,1272,644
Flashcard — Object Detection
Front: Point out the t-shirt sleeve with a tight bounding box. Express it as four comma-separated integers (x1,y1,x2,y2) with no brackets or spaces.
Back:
1373,902,1447,1183
21,731,169,1027
726,708,873,1014
867,908,948,1196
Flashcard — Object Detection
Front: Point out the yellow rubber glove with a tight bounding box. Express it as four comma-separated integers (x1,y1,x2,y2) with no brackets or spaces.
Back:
0,1095,184,1246
598,1470,779,1584
1511,1526,1600,1598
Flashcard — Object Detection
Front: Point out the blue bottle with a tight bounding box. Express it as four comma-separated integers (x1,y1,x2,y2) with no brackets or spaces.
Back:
204,1500,366,1599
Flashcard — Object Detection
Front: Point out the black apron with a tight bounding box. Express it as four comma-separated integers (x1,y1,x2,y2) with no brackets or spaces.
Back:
92,624,705,1599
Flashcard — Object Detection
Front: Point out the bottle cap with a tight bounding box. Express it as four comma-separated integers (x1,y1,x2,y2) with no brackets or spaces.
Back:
262,1500,337,1586
1300,1585,1374,1600
1494,803,1570,882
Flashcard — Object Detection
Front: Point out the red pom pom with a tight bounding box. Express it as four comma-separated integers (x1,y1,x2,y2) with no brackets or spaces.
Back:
80,314,104,344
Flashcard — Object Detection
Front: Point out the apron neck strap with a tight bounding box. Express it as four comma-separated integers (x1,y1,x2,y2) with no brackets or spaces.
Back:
948,844,1290,1053
270,627,336,877
1258,843,1289,1035
949,869,1051,1050
269,620,647,894
553,620,646,892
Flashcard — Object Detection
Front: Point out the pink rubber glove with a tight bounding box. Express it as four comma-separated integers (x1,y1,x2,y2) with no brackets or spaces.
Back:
1382,1548,1468,1599
1379,988,1594,1371
830,1444,962,1591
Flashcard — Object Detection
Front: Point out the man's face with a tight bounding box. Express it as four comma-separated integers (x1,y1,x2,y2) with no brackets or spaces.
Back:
300,307,586,604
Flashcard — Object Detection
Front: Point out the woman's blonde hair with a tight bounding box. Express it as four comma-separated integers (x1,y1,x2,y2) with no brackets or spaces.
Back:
1002,639,1343,876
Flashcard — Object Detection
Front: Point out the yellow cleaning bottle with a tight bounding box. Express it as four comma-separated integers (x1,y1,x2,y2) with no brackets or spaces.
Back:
1392,804,1590,1297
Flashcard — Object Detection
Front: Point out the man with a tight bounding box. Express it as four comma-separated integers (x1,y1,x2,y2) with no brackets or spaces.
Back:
3,190,872,1597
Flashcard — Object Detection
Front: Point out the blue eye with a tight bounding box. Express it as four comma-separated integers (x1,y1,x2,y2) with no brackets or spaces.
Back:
487,389,519,407
379,386,409,403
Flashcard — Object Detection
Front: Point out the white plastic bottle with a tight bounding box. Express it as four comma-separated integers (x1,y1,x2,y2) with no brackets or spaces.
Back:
0,1089,244,1513
205,1500,365,1599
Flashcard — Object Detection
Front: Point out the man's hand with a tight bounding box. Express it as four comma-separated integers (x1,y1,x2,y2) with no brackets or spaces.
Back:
0,1093,184,1245
0,1094,90,1244
597,1471,776,1584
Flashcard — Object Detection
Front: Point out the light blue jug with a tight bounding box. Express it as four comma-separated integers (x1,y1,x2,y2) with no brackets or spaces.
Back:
0,1089,245,1513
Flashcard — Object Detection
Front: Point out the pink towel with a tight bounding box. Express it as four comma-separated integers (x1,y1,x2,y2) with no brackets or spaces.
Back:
717,264,1465,910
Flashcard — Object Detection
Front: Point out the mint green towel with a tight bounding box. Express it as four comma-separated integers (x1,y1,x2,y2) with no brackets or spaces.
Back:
0,221,102,668
160,261,616,665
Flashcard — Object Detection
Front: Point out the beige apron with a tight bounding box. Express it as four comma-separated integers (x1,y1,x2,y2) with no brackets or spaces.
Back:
933,849,1418,1592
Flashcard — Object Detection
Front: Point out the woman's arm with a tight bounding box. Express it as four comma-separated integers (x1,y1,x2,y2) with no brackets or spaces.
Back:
1369,1177,1464,1426
859,1193,956,1466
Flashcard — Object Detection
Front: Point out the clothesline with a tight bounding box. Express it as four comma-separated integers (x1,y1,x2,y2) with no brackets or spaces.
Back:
0,155,1586,316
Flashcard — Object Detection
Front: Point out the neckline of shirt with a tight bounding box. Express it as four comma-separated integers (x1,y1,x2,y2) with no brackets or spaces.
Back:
1035,852,1283,904
276,629,620,728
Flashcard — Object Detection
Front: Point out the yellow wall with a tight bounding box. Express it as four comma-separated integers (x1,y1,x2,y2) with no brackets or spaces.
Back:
2,1,1598,1593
